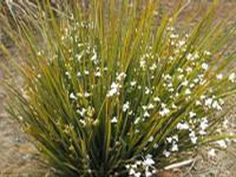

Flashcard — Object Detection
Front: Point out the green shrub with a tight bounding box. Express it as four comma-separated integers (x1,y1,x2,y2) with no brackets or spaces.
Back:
1,0,236,176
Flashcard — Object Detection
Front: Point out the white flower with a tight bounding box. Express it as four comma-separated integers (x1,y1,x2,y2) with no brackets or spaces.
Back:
193,78,199,84
107,82,120,97
130,80,137,86
199,130,207,135
133,172,141,177
128,110,133,116
186,53,193,60
144,154,155,166
167,135,178,144
150,63,157,71
37,51,42,56
77,43,84,47
166,137,173,143
134,117,141,125
129,168,136,176
189,111,196,118
185,88,191,95
117,72,127,81
84,70,89,75
111,116,118,123
76,108,86,117
104,67,108,71
182,80,189,86
177,122,189,130
208,148,216,157
145,171,152,177
145,87,151,95
37,74,41,78
170,33,178,39
216,140,227,148
164,74,172,81
144,111,150,118
229,73,236,82
216,74,223,80
219,98,224,105
200,117,208,129
163,150,171,157
178,74,184,80
65,71,71,78
178,40,185,47
189,111,197,118
131,163,137,169
171,104,177,109
205,98,213,107
148,103,155,110
186,67,193,73
95,71,101,77
153,143,159,149
148,136,154,142
204,50,211,56
140,59,146,69
195,100,202,106
161,103,166,108
79,119,86,126
154,96,161,102
125,164,130,169
69,92,77,100
123,101,130,112
167,83,173,88
171,142,178,152
172,135,178,142
189,131,197,144
159,107,170,116
126,156,156,177
223,119,229,128
77,72,82,77
189,83,195,88
177,68,183,73
84,92,91,98
201,63,209,70
18,116,23,121
212,100,222,111
194,52,199,59
142,105,147,110
199,117,208,135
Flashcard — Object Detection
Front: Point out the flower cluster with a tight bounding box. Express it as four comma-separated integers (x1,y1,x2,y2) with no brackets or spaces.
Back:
107,72,127,97
125,155,157,177
48,23,236,166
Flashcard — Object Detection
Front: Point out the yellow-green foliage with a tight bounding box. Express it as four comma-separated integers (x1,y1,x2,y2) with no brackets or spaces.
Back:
1,0,236,176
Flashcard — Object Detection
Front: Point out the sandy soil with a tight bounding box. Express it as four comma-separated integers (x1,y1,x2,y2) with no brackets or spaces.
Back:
0,76,52,176
0,1,236,177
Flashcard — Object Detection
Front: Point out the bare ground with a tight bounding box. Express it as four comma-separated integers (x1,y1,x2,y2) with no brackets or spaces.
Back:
0,83,52,177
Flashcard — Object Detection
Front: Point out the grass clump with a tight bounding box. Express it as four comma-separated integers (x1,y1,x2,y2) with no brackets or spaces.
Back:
1,0,236,176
